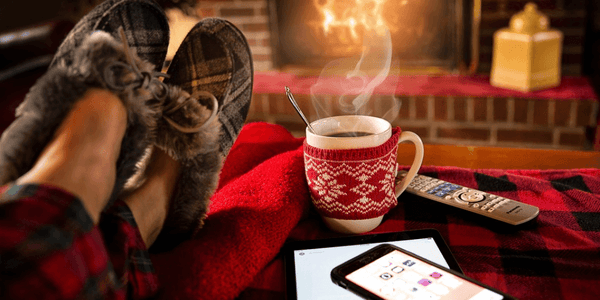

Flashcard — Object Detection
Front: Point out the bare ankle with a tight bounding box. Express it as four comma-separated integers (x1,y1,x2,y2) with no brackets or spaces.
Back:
17,88,128,223
124,148,181,247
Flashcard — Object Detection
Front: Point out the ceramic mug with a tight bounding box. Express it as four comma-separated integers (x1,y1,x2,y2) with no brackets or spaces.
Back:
303,115,424,234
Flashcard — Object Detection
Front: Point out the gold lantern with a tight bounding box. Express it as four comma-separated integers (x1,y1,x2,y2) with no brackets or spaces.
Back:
490,2,563,92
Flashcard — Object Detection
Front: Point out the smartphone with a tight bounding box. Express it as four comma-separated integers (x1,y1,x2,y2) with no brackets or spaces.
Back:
330,244,516,300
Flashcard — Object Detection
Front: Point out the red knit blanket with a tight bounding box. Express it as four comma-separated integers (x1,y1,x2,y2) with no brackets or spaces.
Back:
151,122,600,300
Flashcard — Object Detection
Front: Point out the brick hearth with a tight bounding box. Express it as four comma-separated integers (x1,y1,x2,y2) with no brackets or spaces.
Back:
246,93,598,150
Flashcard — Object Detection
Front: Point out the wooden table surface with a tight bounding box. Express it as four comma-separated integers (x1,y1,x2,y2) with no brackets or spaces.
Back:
396,144,600,169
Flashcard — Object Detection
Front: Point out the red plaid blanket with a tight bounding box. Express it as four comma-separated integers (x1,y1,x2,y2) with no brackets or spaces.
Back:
151,122,600,300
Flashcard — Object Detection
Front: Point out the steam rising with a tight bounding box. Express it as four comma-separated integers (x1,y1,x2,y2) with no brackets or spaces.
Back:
309,27,401,123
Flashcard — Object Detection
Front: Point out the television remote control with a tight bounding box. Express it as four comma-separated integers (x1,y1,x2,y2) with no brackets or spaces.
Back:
398,171,539,225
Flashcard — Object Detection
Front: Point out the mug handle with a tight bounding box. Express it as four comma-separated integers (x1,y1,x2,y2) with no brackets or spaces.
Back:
394,131,424,197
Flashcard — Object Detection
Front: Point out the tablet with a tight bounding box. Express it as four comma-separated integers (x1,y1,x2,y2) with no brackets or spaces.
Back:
283,229,462,300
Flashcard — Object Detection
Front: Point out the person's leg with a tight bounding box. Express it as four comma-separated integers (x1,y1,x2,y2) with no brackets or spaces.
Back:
16,89,126,223
1,85,161,299
122,148,180,246
0,89,132,299
98,199,160,298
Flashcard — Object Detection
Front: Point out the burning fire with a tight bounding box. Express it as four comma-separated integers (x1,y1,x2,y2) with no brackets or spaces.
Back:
315,0,404,42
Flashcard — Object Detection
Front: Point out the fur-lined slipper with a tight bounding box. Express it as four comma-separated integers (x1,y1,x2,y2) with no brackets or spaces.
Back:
150,85,222,252
0,29,165,208
149,18,254,251
164,18,253,157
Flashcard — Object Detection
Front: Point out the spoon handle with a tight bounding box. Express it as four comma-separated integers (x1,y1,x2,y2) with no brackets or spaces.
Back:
285,86,316,133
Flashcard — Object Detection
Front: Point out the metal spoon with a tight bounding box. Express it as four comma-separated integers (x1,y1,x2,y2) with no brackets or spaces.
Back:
285,86,316,134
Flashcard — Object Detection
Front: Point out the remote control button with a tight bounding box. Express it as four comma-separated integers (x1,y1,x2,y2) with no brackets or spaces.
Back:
457,191,485,203
454,197,468,205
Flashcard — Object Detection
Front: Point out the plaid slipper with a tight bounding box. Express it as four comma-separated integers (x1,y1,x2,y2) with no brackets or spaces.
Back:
150,18,253,251
0,29,166,208
50,0,169,70
164,18,253,157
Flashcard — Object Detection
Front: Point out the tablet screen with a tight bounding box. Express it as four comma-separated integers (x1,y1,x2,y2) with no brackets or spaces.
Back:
285,230,460,300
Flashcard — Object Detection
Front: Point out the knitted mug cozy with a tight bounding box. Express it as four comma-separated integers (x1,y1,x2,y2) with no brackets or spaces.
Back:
303,127,401,220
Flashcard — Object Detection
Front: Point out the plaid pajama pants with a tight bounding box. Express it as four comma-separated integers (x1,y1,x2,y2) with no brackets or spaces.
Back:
0,184,158,299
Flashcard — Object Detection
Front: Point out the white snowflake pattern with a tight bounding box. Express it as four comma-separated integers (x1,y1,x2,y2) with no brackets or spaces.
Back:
379,172,395,198
351,182,377,197
311,173,347,200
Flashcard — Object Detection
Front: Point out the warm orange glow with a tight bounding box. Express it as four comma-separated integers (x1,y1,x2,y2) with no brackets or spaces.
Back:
323,9,335,34
314,0,398,41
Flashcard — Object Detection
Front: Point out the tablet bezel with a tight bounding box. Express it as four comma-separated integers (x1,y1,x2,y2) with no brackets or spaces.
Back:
283,229,462,300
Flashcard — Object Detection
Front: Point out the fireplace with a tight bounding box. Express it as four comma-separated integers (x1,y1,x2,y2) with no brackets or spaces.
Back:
174,0,596,151
268,0,480,74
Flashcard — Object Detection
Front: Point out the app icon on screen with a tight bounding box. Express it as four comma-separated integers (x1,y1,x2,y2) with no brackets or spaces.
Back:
380,273,393,280
418,279,432,287
430,272,443,279
403,260,416,267
392,266,405,273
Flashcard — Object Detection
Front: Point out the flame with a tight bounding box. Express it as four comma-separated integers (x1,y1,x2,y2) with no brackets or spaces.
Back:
323,9,334,34
314,0,392,41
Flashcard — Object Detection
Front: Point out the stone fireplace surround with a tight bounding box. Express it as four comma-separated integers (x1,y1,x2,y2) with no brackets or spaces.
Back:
172,0,598,150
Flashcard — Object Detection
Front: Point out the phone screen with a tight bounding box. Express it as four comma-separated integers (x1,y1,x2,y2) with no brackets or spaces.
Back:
345,250,504,300
293,238,450,300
